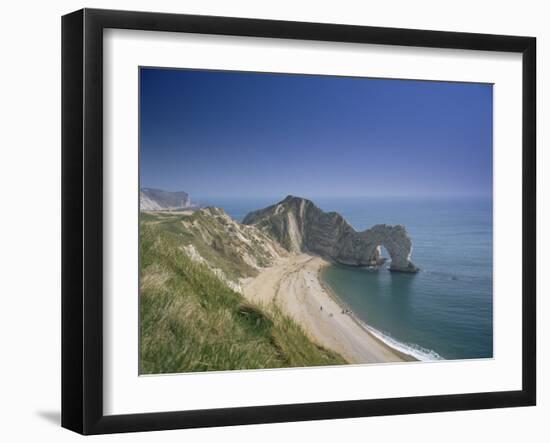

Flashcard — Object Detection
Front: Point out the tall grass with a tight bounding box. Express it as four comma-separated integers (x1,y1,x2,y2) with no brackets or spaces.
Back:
140,219,346,374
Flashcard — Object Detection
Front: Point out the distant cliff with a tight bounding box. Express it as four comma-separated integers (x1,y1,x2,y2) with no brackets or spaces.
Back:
243,195,418,272
140,188,194,211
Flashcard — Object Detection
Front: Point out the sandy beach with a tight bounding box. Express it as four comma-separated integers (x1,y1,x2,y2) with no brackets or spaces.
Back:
242,253,414,364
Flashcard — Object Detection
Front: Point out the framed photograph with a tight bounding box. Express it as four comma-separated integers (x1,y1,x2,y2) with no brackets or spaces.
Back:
61,8,536,435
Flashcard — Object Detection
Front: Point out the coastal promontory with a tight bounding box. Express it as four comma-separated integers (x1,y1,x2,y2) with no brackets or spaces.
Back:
243,195,418,272
140,188,195,211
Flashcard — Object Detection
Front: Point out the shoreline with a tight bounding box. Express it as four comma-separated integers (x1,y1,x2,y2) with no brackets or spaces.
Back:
317,264,417,362
242,253,415,365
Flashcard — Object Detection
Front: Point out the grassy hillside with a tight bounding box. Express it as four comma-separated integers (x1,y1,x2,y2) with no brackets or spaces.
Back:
140,213,346,374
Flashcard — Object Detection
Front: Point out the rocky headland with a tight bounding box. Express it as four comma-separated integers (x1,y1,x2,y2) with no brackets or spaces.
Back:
140,187,195,211
243,195,418,272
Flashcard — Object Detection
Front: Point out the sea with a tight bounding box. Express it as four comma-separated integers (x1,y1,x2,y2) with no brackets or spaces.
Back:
196,196,493,362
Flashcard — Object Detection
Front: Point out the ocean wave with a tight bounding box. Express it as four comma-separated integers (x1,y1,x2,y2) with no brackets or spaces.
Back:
361,323,443,361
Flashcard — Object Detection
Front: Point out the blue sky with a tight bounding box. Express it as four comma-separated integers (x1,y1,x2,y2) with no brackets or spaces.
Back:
140,68,492,199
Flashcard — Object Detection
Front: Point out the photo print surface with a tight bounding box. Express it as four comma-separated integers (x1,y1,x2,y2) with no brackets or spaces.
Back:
139,67,493,375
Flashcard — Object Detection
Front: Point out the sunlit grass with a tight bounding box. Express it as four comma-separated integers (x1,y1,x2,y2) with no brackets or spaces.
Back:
140,216,346,374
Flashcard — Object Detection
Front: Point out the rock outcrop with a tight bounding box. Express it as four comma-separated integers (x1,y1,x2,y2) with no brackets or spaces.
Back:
140,188,194,211
243,195,418,272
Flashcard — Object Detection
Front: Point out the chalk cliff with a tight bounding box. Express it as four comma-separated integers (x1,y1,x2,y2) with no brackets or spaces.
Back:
140,188,194,211
243,195,418,272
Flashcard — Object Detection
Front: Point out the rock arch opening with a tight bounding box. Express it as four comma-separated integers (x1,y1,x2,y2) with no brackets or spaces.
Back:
363,225,419,273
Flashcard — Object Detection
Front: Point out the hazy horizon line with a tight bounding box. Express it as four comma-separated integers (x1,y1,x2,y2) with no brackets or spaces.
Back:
188,194,492,200
142,188,490,199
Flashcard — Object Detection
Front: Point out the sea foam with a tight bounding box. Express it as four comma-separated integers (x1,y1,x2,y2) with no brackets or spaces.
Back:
362,322,443,361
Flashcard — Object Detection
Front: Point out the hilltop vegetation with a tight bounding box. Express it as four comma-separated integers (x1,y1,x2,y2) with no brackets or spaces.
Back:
140,211,346,374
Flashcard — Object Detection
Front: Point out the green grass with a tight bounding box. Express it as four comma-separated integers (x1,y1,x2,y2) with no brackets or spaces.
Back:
140,218,346,374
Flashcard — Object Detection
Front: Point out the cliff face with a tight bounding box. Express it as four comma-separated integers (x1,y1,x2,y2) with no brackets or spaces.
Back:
140,188,193,211
182,206,288,273
243,196,418,272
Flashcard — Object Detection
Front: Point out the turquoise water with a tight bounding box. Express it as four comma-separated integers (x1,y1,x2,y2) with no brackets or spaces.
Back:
198,196,493,361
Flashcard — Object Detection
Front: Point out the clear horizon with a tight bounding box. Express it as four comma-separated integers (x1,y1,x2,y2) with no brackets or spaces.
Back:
140,68,493,199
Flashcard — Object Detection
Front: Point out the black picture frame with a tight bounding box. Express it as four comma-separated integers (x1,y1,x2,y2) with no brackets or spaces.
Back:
61,8,536,435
